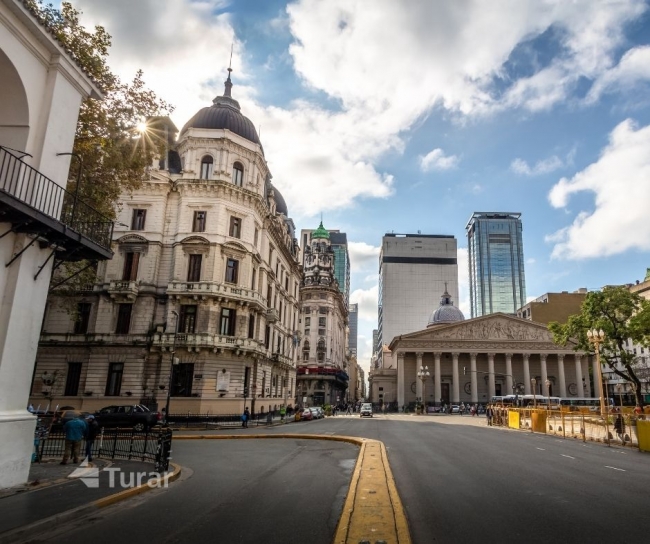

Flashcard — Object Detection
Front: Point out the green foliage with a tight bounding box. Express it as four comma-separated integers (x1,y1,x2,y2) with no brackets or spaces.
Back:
549,286,650,406
25,2,173,294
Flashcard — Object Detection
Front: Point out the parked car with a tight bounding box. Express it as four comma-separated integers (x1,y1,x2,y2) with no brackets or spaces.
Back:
451,405,460,414
51,409,90,431
309,407,324,419
301,408,313,421
360,403,373,418
94,404,161,431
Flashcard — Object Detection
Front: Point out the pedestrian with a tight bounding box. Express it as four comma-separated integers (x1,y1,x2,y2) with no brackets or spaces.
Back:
486,405,494,426
280,405,286,423
460,402,465,416
61,414,87,465
634,405,642,416
241,407,250,428
266,410,273,426
84,414,100,462
346,404,352,415
614,414,625,443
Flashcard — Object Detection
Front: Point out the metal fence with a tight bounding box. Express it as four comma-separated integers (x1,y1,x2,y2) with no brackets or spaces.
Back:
493,408,643,447
34,427,173,471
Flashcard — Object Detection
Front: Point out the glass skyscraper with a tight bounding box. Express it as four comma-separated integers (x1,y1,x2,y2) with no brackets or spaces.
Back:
466,212,526,318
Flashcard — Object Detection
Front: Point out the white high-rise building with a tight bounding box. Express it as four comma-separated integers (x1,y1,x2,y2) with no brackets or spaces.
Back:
378,233,458,366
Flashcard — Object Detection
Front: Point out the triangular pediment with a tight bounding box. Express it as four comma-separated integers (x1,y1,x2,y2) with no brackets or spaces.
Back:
390,313,569,349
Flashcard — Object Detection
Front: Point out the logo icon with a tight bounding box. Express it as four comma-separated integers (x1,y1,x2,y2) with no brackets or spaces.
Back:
69,458,100,488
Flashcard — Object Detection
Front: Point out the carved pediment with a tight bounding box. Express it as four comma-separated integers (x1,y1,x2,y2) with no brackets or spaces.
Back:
393,313,565,347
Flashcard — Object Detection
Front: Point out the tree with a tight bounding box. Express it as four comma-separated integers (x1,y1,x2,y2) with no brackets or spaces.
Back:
549,286,650,407
25,1,173,294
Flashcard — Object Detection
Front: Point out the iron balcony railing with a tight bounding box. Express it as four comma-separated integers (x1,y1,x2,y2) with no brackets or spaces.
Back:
0,145,114,254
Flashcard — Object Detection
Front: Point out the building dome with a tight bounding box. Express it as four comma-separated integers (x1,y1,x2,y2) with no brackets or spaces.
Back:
271,184,288,216
428,287,465,327
180,70,261,145
312,221,330,240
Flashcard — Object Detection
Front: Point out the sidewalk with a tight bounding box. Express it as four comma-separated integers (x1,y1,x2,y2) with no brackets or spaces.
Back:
0,457,176,543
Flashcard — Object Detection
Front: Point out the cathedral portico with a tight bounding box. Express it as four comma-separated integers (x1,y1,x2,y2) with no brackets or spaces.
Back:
388,314,590,408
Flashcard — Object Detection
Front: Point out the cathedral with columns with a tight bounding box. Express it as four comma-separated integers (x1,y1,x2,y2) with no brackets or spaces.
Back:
374,289,590,408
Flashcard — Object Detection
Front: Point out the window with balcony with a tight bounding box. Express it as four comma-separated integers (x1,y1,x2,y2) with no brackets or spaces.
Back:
200,155,213,179
319,317,326,328
188,254,202,282
318,329,325,336
179,305,197,333
115,304,133,334
64,362,82,396
305,317,311,327
225,258,239,284
233,162,244,187
229,216,241,238
131,209,146,230
220,308,236,336
122,251,140,281
74,302,92,334
193,211,207,232
105,363,124,396
265,325,270,349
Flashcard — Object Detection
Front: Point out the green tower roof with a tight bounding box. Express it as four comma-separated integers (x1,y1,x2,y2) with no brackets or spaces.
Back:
312,221,330,240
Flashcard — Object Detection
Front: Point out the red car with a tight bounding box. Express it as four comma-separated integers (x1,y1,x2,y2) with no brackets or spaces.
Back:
301,409,313,421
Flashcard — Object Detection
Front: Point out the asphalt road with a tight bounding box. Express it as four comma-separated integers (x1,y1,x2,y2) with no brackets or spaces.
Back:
26,415,650,544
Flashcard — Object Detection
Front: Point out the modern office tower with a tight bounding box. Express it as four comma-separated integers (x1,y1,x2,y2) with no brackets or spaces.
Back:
378,233,459,361
372,329,379,352
466,212,526,318
301,228,350,307
348,303,358,357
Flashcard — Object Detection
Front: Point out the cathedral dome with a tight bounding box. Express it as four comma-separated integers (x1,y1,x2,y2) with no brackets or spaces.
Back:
428,288,465,327
180,70,261,145
271,184,288,216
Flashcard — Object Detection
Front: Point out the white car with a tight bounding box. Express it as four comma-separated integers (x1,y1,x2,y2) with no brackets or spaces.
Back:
360,403,373,417
451,405,460,414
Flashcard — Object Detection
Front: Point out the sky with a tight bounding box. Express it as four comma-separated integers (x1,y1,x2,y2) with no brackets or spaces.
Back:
70,0,650,377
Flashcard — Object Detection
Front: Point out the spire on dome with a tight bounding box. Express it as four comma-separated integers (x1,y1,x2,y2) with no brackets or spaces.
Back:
212,48,241,110
224,44,234,98
312,221,330,240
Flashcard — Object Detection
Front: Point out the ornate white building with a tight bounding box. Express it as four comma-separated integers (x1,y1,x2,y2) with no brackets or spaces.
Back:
296,223,349,406
32,71,302,416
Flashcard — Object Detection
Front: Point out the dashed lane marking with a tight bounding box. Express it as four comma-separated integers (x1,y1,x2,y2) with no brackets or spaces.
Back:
561,454,575,459
605,466,626,472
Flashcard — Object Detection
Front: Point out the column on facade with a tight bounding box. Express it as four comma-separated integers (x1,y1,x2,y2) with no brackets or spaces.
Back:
557,354,566,397
487,353,495,400
540,354,548,395
397,352,405,407
470,353,478,403
452,352,460,404
415,352,423,403
505,353,513,395
574,354,584,396
523,353,531,394
434,353,442,405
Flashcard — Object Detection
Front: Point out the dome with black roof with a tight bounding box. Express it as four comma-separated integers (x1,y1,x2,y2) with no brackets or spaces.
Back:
180,69,261,146
427,286,465,327
270,184,288,216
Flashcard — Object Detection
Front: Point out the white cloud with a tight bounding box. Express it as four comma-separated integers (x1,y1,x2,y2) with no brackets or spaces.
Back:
547,119,650,259
526,258,536,265
73,0,649,217
511,155,564,176
419,148,460,172
350,285,378,324
587,45,650,103
348,242,381,267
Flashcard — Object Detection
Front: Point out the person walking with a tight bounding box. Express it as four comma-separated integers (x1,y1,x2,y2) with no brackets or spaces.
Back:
614,414,625,443
241,407,250,428
84,414,100,462
280,405,286,423
61,414,87,465
486,405,494,426
346,404,352,415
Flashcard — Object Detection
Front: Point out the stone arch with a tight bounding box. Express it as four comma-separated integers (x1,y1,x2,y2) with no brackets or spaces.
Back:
0,48,29,152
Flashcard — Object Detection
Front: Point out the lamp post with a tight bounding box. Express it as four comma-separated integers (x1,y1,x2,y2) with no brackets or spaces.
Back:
531,377,537,408
586,328,607,417
163,310,180,425
545,379,552,410
417,365,430,414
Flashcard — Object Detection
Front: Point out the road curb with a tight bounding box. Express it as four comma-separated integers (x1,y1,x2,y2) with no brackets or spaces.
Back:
174,433,412,543
0,462,181,544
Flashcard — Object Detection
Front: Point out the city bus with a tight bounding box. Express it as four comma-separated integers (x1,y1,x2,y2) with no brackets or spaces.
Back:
490,395,561,408
558,397,613,412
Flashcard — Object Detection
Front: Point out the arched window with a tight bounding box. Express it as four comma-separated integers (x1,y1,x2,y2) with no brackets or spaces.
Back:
200,155,213,179
232,162,244,186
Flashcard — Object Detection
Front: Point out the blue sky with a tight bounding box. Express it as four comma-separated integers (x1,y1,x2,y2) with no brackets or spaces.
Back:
72,0,650,373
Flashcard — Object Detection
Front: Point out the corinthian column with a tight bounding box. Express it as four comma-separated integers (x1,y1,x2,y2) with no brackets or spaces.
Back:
397,352,405,407
540,354,548,394
434,353,442,405
505,353,513,394
452,352,460,403
523,353,531,394
415,352,423,402
470,353,478,403
575,354,584,396
557,354,566,397
487,353,496,400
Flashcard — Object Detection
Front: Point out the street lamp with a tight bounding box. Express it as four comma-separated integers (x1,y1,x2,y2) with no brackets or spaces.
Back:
417,365,430,414
531,377,537,408
164,310,180,425
586,328,607,417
